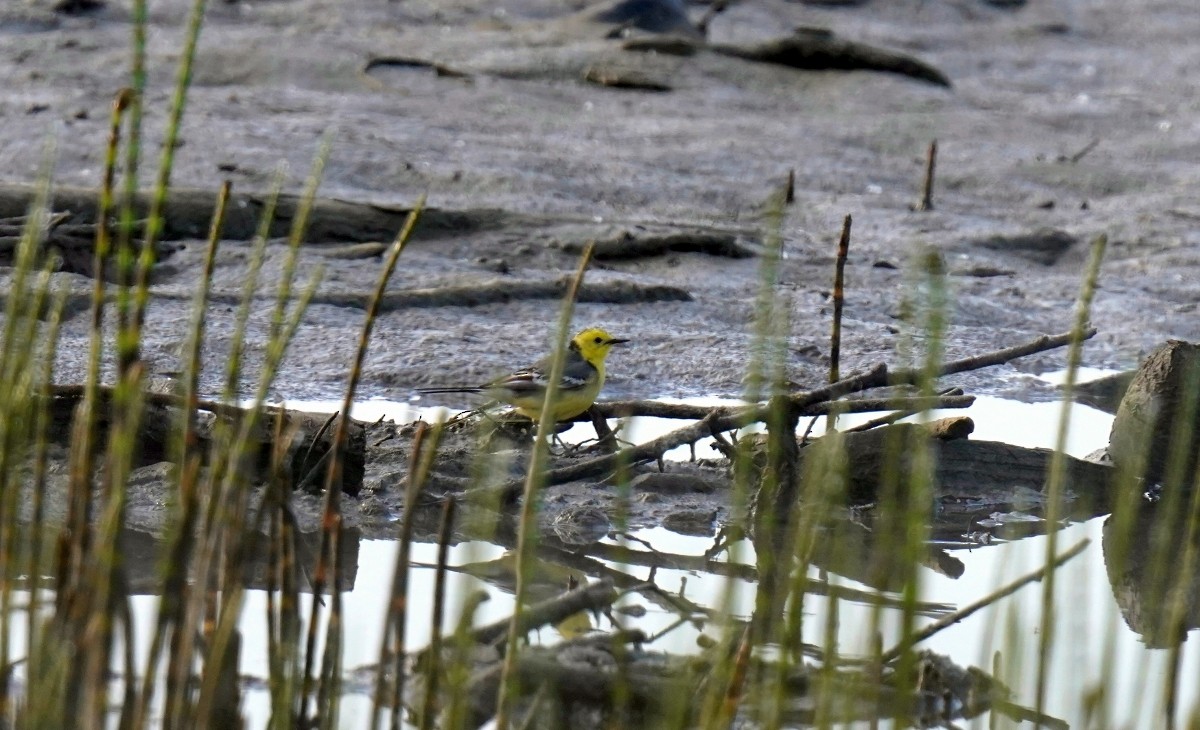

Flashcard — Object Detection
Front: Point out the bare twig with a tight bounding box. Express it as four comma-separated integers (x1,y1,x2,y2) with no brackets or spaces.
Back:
911,327,1096,381
1036,234,1107,719
880,538,1090,664
594,394,972,421
830,214,852,384
916,139,937,211
1062,138,1100,164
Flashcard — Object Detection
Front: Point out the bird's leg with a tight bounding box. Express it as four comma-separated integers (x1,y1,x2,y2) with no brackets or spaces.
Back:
585,407,622,454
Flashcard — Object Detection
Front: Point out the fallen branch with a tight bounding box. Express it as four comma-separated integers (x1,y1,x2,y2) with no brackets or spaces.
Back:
470,329,1093,504
178,279,693,311
842,394,968,435
711,28,951,87
561,230,757,260
909,328,1096,381
594,394,974,421
43,383,367,494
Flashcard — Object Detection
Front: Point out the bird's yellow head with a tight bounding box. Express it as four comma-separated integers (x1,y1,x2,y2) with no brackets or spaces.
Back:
570,327,628,365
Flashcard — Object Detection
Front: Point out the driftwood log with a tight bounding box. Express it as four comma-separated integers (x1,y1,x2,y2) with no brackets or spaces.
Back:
621,27,951,87
0,184,516,247
711,27,952,87
1107,339,1200,488
825,419,1113,509
43,384,366,495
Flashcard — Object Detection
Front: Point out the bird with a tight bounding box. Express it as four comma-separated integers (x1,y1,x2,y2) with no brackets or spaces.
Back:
416,327,629,422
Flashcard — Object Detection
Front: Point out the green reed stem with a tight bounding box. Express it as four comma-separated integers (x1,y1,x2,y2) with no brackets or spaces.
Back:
130,0,208,364
298,196,423,725
193,265,323,725
1035,233,1107,719
114,0,146,378
494,242,595,729
167,171,283,726
379,418,446,730
1159,392,1200,725
419,496,458,730
0,190,60,720
267,454,304,730
132,181,230,729
697,188,788,730
24,276,66,724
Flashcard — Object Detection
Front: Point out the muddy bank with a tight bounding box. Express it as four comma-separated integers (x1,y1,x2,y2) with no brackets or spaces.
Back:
4,0,1197,585
1,0,1198,407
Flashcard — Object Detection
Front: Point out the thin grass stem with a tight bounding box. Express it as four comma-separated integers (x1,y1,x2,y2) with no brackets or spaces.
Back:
1035,234,1107,719
299,197,424,725
494,242,596,728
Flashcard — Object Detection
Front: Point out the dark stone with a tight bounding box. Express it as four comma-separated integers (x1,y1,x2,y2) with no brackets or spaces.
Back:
592,0,698,38
968,228,1078,266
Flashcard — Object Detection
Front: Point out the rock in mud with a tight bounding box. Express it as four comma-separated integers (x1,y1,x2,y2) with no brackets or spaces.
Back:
591,0,701,38
966,228,1079,266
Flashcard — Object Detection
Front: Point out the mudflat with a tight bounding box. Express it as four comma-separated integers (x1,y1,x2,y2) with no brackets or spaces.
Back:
1,0,1196,405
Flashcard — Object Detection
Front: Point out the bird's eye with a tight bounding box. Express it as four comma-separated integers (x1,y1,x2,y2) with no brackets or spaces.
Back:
593,336,603,344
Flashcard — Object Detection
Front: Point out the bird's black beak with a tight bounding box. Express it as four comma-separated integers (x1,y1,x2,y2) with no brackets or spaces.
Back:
607,337,630,345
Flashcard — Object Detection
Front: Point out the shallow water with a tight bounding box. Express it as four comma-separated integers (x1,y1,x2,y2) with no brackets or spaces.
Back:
104,390,1198,727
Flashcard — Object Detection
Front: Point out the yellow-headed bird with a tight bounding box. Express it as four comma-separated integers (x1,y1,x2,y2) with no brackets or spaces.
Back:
417,327,628,421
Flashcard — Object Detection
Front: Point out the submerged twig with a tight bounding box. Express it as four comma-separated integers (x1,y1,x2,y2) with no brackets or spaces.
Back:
470,579,619,647
880,538,1090,664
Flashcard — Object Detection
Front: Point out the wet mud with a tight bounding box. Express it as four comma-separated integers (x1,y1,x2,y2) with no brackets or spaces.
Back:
1,0,1197,405
3,0,1195,560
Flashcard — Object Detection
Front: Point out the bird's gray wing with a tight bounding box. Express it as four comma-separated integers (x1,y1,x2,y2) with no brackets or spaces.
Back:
492,351,594,394
558,352,598,391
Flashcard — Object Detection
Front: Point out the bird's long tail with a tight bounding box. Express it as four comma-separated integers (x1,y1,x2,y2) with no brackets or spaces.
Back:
415,387,485,395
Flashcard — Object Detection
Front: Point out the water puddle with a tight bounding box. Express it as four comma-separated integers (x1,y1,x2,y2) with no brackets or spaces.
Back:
112,389,1198,727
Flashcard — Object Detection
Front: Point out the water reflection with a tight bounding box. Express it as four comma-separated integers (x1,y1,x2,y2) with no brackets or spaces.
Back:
216,395,1199,728
1103,504,1200,648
